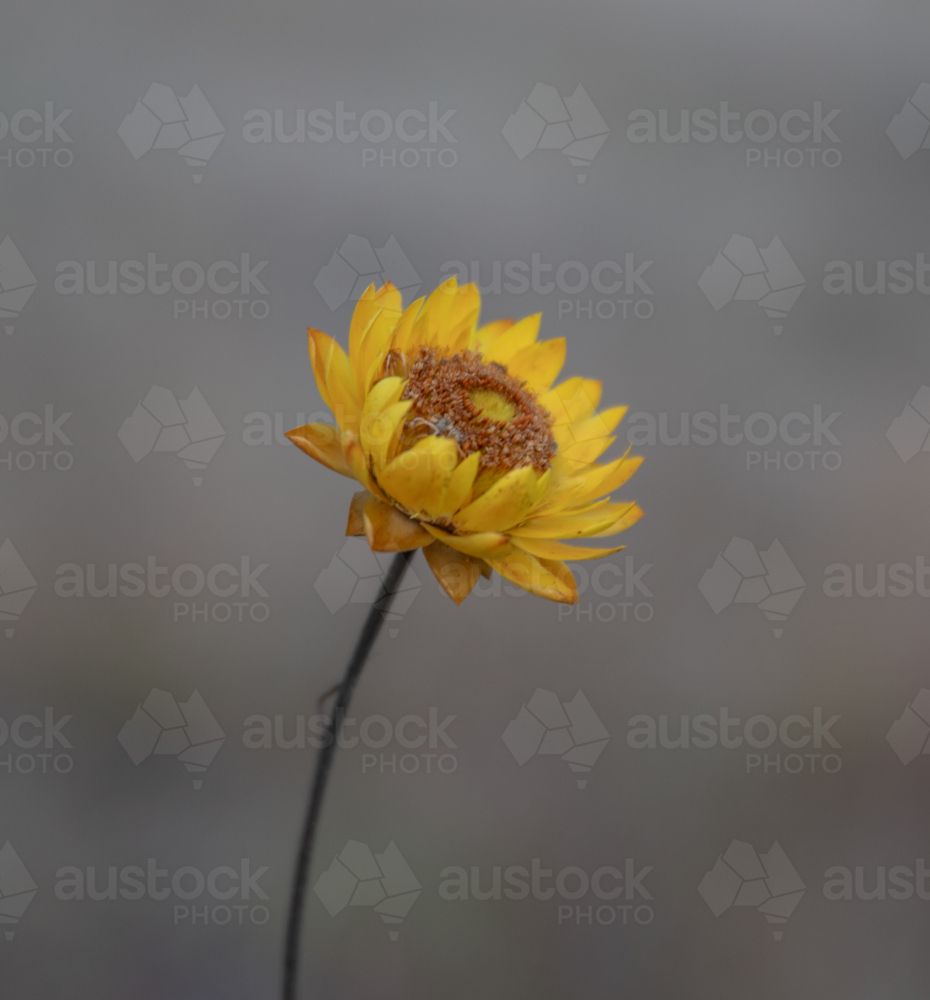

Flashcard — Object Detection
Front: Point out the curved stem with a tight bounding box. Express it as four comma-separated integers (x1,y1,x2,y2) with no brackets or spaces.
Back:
283,550,415,1000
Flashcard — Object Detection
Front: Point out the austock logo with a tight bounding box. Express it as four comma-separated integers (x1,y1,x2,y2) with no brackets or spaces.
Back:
502,83,609,183
314,840,421,939
243,101,457,168
0,237,38,335
118,387,225,485
55,857,269,927
440,856,654,927
439,253,654,324
699,538,805,637
314,235,420,311
698,840,805,939
627,101,841,168
54,555,270,624
119,84,225,182
0,539,38,638
699,235,805,334
54,253,270,321
627,707,841,775
502,689,609,789
626,405,841,473
118,689,225,789
0,842,37,940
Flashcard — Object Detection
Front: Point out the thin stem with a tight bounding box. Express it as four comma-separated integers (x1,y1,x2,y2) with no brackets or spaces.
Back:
283,550,415,1000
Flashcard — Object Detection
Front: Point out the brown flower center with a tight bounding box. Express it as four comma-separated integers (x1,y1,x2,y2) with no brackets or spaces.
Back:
393,347,556,473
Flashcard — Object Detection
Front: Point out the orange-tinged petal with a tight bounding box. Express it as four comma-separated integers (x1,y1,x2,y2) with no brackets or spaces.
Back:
439,452,480,516
506,338,566,393
378,435,459,516
346,490,372,535
512,536,627,561
423,540,483,604
363,495,433,552
540,378,602,425
285,423,351,477
482,313,541,365
453,466,538,533
484,549,577,604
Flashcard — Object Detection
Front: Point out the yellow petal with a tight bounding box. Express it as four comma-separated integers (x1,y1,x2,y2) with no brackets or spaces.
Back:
471,318,514,353
310,327,361,431
554,406,628,448
421,523,511,559
360,377,405,457
512,537,627,561
505,338,566,393
423,540,482,604
482,313,541,365
285,423,351,477
439,452,480,516
363,496,433,552
411,276,458,348
346,490,372,535
441,283,481,355
357,308,402,394
551,454,643,508
342,430,387,500
510,501,636,539
349,283,401,365
587,503,645,537
561,436,616,467
454,466,539,533
484,549,577,604
370,399,413,475
378,435,459,517
391,297,426,354
540,378,602,425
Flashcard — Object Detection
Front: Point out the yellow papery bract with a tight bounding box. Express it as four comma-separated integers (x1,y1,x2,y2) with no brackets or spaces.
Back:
512,536,627,562
440,451,480,517
540,378,602,425
421,524,512,559
454,466,539,533
506,338,566,393
288,280,644,605
471,318,514,353
482,313,541,365
370,400,412,474
378,434,459,517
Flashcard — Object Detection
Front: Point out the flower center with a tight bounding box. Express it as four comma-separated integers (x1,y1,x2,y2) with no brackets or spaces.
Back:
394,347,556,473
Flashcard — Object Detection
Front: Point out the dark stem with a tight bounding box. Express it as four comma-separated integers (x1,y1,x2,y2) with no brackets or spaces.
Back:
283,550,415,1000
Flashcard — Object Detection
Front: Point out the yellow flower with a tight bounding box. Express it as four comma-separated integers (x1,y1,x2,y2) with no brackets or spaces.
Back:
287,277,643,605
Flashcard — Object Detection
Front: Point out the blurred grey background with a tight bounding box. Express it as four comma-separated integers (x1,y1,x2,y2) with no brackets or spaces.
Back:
3,0,930,996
